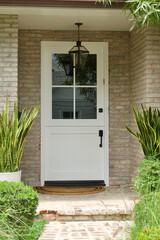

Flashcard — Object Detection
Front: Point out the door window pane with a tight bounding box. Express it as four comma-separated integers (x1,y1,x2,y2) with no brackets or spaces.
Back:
52,87,73,119
76,54,97,86
76,88,97,119
52,54,73,86
52,53,98,120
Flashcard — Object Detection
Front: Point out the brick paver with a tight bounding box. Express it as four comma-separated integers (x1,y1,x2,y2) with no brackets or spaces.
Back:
37,186,140,221
38,187,137,239
39,221,133,240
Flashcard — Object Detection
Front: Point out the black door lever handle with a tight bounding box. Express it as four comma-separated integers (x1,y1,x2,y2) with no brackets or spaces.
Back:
99,130,103,147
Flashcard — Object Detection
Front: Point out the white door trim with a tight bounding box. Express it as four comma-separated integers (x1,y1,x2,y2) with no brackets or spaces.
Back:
41,41,109,186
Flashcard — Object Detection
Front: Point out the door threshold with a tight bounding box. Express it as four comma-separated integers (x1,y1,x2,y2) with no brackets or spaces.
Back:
44,180,105,187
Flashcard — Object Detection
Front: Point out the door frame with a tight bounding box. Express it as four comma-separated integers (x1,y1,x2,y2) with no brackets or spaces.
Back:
41,41,109,186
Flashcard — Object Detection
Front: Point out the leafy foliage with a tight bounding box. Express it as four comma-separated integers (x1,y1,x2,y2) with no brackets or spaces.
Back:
133,155,160,195
124,0,160,30
0,181,38,225
96,0,160,30
23,220,46,240
0,100,39,172
126,105,160,157
96,0,113,5
0,210,27,239
136,226,160,240
130,192,160,239
0,210,45,240
0,182,45,240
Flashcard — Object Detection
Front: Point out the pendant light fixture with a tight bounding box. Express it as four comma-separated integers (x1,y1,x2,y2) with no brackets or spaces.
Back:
62,55,73,77
69,23,89,69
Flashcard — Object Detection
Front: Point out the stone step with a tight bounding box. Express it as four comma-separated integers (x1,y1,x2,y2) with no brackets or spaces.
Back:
38,221,133,240
36,187,140,222
37,208,133,221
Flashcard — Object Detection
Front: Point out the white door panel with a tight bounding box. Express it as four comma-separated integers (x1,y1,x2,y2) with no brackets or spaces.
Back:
45,127,104,180
41,42,108,184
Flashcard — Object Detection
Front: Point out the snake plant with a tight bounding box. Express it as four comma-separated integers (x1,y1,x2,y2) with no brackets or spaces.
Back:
0,100,39,172
126,105,160,157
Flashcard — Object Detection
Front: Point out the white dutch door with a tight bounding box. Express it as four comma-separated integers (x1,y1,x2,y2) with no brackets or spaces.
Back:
41,42,108,185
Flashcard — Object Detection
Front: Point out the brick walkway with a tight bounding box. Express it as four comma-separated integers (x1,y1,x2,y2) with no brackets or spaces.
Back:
38,186,138,239
39,221,133,240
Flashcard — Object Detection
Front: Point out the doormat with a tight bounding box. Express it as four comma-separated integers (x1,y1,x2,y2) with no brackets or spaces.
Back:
33,186,105,195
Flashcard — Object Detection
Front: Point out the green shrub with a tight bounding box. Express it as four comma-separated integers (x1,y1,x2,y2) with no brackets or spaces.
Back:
0,210,28,239
0,181,38,225
23,220,46,240
130,192,160,239
133,155,160,195
136,226,160,240
0,210,46,240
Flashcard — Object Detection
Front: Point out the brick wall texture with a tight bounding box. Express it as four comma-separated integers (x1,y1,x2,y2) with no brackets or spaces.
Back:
1,14,160,187
0,15,18,112
18,30,130,186
130,27,160,178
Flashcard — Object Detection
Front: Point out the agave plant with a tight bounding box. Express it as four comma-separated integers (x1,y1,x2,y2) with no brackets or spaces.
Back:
126,105,160,157
0,100,39,172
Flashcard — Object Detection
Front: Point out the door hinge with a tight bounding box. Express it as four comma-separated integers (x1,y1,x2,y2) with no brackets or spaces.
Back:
103,78,105,85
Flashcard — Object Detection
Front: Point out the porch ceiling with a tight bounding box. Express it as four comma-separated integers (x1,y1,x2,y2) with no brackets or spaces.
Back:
0,6,130,31
0,0,124,8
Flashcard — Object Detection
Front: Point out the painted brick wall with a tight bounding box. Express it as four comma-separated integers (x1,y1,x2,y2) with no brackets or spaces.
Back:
0,15,18,112
18,30,130,186
129,27,160,178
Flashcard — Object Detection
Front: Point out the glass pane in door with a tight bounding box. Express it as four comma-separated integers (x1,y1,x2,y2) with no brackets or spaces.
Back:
76,88,97,119
76,54,97,86
52,53,98,120
52,87,73,119
52,54,73,85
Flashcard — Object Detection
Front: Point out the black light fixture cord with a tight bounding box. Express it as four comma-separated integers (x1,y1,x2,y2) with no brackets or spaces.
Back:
78,24,80,42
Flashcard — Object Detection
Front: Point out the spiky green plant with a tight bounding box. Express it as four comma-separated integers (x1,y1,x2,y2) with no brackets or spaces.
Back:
126,105,160,157
0,100,39,172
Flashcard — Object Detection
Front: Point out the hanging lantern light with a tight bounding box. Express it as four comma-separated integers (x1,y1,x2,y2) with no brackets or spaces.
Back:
69,23,89,69
62,55,73,76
